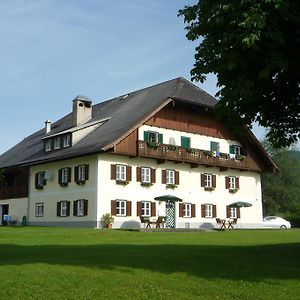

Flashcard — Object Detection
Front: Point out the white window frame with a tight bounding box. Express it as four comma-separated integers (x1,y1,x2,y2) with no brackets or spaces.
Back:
35,203,44,217
141,201,151,217
183,203,192,218
77,199,85,217
60,201,68,217
230,207,237,218
233,145,241,156
53,137,61,150
229,176,236,190
78,165,86,181
63,135,71,148
61,168,69,184
45,140,52,152
141,167,151,183
116,164,126,181
116,200,126,216
204,173,212,188
205,204,213,218
166,169,175,185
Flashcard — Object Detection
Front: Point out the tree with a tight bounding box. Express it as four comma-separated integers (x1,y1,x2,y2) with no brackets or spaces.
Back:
179,1,300,148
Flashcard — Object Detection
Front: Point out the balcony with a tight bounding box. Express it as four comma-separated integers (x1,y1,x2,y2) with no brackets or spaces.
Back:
0,186,28,200
138,141,254,171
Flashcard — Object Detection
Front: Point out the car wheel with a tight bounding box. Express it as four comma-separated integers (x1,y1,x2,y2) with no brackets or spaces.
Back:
280,225,287,229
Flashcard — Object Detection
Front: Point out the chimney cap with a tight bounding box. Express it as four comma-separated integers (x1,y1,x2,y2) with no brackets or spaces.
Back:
73,95,91,102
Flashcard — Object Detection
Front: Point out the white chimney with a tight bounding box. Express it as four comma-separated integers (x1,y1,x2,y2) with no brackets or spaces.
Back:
45,120,52,134
72,96,92,127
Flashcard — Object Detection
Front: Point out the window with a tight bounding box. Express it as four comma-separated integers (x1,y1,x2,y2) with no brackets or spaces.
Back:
63,134,71,148
141,167,151,183
35,203,44,217
73,199,88,217
116,200,126,216
205,204,213,218
75,164,89,184
141,201,151,217
166,169,175,185
45,139,52,152
144,131,163,144
35,171,46,189
204,174,212,188
229,145,245,157
58,167,71,186
229,176,236,190
116,164,126,181
226,176,239,192
210,141,220,152
53,137,61,150
230,207,237,218
57,201,70,217
181,136,191,148
183,203,191,217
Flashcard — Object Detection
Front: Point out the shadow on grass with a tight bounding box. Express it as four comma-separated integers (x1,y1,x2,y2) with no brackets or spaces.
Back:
0,243,299,281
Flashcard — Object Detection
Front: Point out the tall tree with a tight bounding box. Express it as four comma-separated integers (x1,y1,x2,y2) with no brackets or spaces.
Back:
179,1,300,148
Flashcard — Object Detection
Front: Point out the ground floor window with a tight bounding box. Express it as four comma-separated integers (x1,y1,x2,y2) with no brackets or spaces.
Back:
230,207,237,218
73,199,88,217
183,203,192,218
116,200,126,216
35,203,44,217
141,201,151,217
57,201,70,217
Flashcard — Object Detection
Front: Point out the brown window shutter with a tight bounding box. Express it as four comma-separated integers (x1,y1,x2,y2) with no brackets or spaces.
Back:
111,200,116,215
179,203,184,217
126,201,132,216
151,202,156,217
213,205,217,218
212,175,216,188
237,207,241,218
74,166,79,182
35,173,39,188
175,171,179,185
73,200,78,216
191,204,196,218
226,206,231,218
225,176,230,189
236,177,240,189
127,166,132,181
201,204,205,218
162,170,166,184
200,174,205,187
111,164,116,180
57,202,61,217
151,168,156,183
85,165,89,181
136,167,141,182
66,201,70,216
137,201,142,216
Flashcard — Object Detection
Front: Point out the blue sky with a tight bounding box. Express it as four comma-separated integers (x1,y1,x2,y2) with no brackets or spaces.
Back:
0,0,266,155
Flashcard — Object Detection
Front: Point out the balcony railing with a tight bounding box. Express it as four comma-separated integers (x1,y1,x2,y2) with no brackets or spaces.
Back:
0,186,28,200
138,141,254,170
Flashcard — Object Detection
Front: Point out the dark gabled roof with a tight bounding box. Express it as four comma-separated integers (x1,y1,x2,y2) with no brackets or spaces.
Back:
0,77,218,168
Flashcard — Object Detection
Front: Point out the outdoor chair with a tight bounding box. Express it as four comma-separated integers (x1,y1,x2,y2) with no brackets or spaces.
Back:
215,218,222,228
156,216,165,228
140,216,151,228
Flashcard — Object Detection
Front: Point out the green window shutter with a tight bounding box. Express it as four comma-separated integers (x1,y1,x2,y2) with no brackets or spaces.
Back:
210,141,218,152
181,136,190,148
229,145,234,154
73,200,78,216
158,133,163,144
144,131,150,142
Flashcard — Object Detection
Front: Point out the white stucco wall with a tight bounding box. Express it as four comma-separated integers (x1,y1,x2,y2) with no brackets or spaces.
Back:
97,153,263,229
0,198,28,224
29,155,98,227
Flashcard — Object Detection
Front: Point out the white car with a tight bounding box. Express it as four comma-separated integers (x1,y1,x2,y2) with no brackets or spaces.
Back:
262,216,291,229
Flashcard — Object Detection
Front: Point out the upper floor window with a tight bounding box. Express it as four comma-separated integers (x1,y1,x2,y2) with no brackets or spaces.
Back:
111,164,132,184
225,176,239,192
201,173,216,190
210,141,220,153
58,167,71,187
181,136,191,148
162,169,179,186
229,145,245,158
141,167,151,183
63,134,71,148
116,164,126,181
53,137,61,150
35,171,46,189
144,131,163,144
136,167,155,185
75,164,89,184
45,139,52,152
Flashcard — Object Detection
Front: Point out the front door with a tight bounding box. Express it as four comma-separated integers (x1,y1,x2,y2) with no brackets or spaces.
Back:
165,202,175,228
1,204,9,225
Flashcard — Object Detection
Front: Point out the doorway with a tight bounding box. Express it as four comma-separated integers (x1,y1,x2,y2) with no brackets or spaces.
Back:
1,204,9,225
165,202,175,228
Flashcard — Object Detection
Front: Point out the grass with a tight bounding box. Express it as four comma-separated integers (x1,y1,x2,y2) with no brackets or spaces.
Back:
0,227,299,299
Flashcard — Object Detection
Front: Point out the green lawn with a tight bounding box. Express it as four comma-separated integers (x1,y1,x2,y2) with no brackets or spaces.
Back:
0,227,299,299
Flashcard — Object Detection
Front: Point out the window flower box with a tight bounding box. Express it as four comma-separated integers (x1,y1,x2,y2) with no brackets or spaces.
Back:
141,182,153,188
166,184,177,189
146,142,160,149
116,180,129,186
229,188,238,193
204,187,214,191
